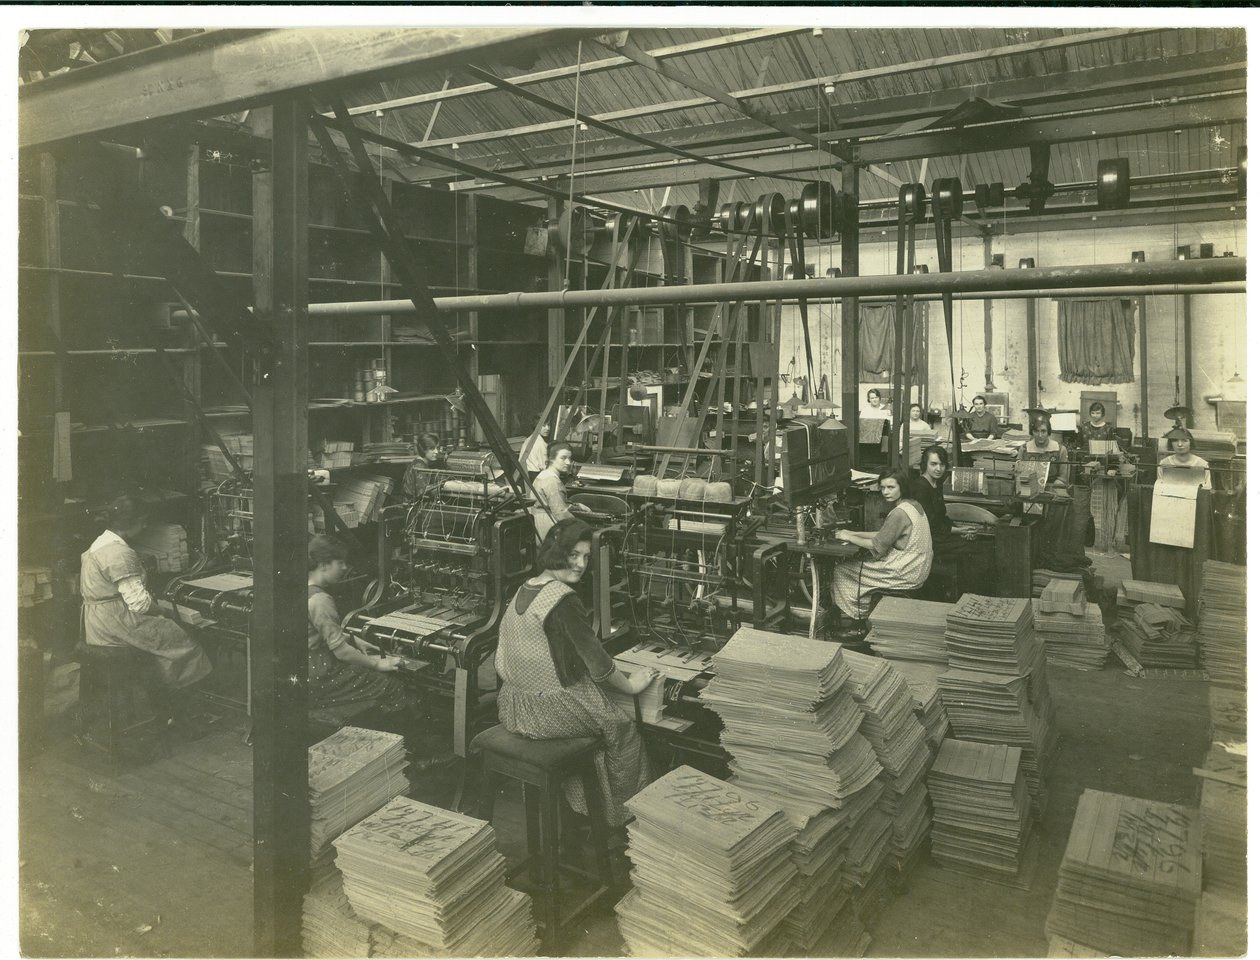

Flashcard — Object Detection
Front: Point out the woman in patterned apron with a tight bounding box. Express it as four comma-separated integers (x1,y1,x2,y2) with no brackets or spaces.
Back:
80,495,213,734
831,468,933,620
495,518,656,826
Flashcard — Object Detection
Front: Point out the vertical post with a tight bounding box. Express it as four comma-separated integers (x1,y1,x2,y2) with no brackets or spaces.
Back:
1026,299,1039,411
250,99,310,959
546,198,566,385
982,234,995,393
39,153,66,472
1182,293,1194,427
1138,297,1149,439
840,159,860,467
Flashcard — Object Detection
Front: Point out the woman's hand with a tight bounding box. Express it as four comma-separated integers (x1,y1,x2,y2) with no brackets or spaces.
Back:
627,667,658,695
357,639,381,655
375,655,405,673
836,529,851,544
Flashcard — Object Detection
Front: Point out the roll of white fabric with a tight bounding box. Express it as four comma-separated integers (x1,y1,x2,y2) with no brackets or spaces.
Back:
631,474,659,497
657,478,681,499
704,481,734,502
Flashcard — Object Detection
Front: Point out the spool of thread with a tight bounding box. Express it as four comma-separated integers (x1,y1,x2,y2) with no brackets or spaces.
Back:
704,481,734,503
632,475,658,497
680,478,708,500
657,478,681,500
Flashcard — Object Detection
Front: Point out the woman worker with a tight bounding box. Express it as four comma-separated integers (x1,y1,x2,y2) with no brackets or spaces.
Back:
80,494,213,737
830,468,933,620
1159,428,1212,488
1021,415,1066,484
400,433,443,501
529,440,592,540
1080,402,1115,444
307,534,411,726
495,518,656,826
963,395,1001,441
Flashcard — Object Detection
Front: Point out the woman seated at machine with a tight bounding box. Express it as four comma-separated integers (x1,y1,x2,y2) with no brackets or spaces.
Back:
1021,413,1066,484
963,395,1001,441
307,534,411,727
495,518,656,827
400,433,443,501
1159,427,1212,488
830,468,934,620
529,440,593,539
1079,402,1116,445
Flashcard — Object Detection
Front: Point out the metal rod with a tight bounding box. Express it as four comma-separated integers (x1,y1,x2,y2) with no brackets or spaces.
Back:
285,259,1244,316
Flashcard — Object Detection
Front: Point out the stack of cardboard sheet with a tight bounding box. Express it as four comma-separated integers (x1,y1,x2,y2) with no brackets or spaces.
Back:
132,523,191,574
308,727,409,868
1115,582,1197,669
866,597,951,664
1198,561,1246,689
926,738,1032,881
1044,789,1200,956
1034,592,1108,671
940,595,1058,816
699,628,881,826
843,651,933,872
616,766,799,957
1194,742,1246,895
889,660,950,751
334,796,537,957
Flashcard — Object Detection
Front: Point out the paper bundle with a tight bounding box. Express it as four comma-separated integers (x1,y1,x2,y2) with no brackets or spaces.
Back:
1193,740,1246,894
927,738,1032,880
1198,561,1246,689
1115,598,1198,669
1034,601,1108,671
888,660,950,750
132,523,191,574
866,597,951,664
334,796,538,957
1044,789,1200,956
1193,886,1247,956
1208,686,1246,743
18,567,54,608
1036,577,1086,615
616,766,800,957
302,863,373,958
944,594,1039,676
1119,579,1185,608
309,727,409,864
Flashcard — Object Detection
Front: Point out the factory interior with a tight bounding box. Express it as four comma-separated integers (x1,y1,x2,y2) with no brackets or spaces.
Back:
15,17,1250,959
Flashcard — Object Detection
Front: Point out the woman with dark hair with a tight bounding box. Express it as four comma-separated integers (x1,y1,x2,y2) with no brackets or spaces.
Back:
401,433,443,500
80,494,212,735
830,469,933,619
1080,402,1114,444
495,518,656,826
1159,428,1212,488
307,534,410,724
913,444,952,542
529,439,592,540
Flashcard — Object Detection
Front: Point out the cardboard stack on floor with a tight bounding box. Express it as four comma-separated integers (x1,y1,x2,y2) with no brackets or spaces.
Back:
1198,561,1246,689
865,597,951,664
1044,789,1201,956
888,660,951,751
690,628,883,954
334,796,538,958
302,727,410,958
1032,577,1107,670
615,765,800,957
843,650,934,874
926,738,1032,881
1114,579,1197,669
1032,568,1083,599
1191,687,1246,956
939,595,1058,816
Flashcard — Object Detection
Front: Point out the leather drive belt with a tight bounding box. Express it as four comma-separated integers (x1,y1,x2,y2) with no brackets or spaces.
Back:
931,177,963,407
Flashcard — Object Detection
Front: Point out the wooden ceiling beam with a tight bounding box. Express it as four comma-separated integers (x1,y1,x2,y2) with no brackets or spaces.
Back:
411,46,1242,182
334,28,810,118
598,33,853,164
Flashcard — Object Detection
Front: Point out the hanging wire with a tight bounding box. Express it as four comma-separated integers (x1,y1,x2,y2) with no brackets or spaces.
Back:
562,39,585,293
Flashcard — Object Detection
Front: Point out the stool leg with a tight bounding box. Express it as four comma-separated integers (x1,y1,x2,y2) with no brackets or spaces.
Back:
479,767,498,824
523,784,542,885
538,780,561,955
579,765,614,888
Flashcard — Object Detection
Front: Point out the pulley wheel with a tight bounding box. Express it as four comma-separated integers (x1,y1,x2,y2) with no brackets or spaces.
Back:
987,182,1005,208
735,201,756,232
898,182,927,222
799,181,835,238
972,183,989,212
753,192,787,235
660,204,692,239
931,177,964,220
1097,159,1131,211
719,202,737,233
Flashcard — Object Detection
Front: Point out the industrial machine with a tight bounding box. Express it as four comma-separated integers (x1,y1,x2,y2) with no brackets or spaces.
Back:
343,454,534,756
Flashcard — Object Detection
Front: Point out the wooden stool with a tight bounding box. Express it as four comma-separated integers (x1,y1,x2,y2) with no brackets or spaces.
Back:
472,725,613,953
76,643,163,769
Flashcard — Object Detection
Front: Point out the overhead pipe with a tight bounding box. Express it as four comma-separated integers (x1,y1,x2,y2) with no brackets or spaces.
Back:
285,258,1244,318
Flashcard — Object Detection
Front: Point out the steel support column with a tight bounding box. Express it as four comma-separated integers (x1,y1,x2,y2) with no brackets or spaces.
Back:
1183,293,1194,427
1138,297,1149,438
1026,299,1039,411
840,160,860,466
250,99,310,959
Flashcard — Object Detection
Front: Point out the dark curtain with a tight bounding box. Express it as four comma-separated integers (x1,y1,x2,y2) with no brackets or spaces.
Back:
859,303,925,382
1128,485,1245,615
1057,298,1135,384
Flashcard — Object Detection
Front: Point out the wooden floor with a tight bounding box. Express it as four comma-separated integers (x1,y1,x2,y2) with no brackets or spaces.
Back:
18,553,1224,958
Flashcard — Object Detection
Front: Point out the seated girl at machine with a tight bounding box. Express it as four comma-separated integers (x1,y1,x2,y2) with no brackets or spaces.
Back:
529,440,592,539
830,468,933,620
1021,415,1066,484
495,519,656,826
1159,428,1212,489
307,534,410,727
400,433,443,501
1079,402,1115,444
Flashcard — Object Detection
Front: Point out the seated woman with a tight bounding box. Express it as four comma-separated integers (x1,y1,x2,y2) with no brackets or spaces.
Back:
529,440,593,540
80,494,213,737
831,469,933,620
1079,401,1115,445
1021,416,1066,484
964,395,1001,441
1159,428,1212,488
400,433,443,501
307,535,411,727
495,519,656,826
908,402,937,437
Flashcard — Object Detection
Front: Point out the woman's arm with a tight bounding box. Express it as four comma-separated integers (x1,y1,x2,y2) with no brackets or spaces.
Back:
535,475,575,523
310,594,401,672
838,529,879,549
